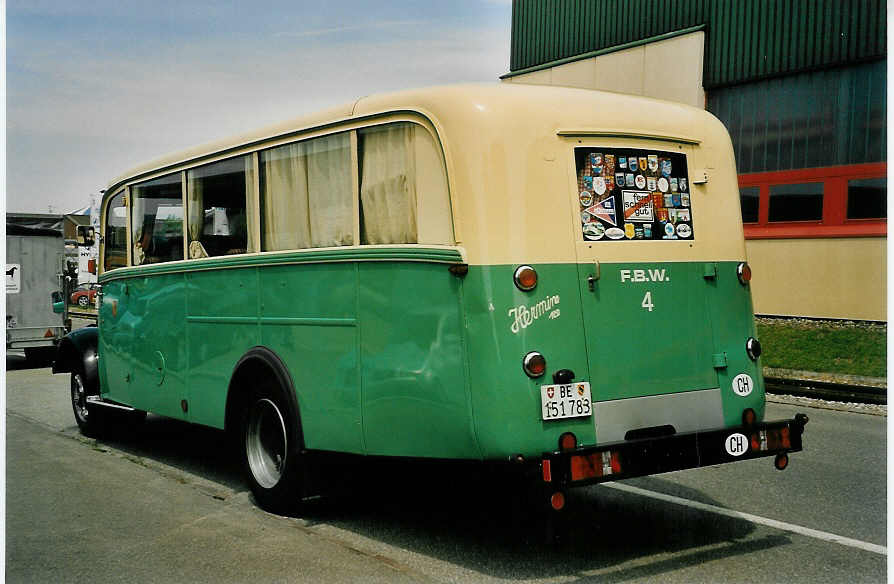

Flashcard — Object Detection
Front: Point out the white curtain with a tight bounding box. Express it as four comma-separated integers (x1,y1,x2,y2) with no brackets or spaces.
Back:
245,156,258,252
261,133,352,250
360,124,418,244
130,190,146,264
186,170,207,258
307,133,352,247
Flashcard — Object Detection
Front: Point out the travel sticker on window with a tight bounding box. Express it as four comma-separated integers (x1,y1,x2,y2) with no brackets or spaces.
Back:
575,147,694,242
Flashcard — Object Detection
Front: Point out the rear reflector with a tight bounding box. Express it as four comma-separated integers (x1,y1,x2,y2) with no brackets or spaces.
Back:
550,492,566,511
542,459,552,482
570,450,621,481
750,427,791,452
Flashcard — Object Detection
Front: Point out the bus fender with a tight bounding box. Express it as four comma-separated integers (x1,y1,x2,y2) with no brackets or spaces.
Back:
224,347,303,440
52,326,99,392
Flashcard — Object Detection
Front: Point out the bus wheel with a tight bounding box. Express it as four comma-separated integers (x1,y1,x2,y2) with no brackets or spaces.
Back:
70,370,106,438
242,384,303,513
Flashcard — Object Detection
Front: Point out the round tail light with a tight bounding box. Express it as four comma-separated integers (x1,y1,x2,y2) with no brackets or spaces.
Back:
746,337,762,361
513,265,538,291
523,351,546,378
737,262,752,285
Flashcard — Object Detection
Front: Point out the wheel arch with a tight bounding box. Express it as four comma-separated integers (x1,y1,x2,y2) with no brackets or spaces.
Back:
224,346,304,447
52,326,99,393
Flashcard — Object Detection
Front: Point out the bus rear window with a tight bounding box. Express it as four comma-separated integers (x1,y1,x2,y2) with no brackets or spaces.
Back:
574,147,693,241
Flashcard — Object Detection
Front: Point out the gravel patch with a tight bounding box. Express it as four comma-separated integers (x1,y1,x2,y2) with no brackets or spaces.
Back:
767,393,887,416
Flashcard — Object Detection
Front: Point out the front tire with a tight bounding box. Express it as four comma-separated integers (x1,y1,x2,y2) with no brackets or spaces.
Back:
241,383,305,513
77,296,89,307
71,370,106,437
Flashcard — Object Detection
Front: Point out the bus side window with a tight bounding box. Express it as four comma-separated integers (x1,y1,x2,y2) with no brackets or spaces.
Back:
358,122,453,245
186,156,252,258
131,173,184,265
103,191,128,271
259,132,353,251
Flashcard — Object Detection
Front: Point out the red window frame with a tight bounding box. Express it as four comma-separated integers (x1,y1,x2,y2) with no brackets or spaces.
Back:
739,162,886,239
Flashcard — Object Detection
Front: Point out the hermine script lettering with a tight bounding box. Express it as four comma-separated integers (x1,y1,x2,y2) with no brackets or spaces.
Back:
508,295,561,334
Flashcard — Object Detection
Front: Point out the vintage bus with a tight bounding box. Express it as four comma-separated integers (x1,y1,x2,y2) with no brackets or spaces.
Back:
54,84,808,514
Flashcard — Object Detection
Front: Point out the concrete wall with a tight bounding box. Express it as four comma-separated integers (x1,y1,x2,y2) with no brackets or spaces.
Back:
503,31,706,108
746,237,887,321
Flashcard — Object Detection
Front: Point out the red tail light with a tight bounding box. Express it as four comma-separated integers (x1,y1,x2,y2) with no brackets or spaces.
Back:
737,262,752,285
523,351,546,378
513,265,538,291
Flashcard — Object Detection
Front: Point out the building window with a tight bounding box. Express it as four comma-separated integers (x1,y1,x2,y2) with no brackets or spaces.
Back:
708,61,886,174
768,183,823,222
847,178,887,220
739,163,885,238
739,186,759,223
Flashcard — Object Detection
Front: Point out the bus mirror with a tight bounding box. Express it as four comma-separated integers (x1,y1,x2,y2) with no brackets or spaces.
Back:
77,226,96,247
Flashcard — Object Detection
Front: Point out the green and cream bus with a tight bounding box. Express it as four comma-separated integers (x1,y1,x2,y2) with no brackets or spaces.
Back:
54,84,807,514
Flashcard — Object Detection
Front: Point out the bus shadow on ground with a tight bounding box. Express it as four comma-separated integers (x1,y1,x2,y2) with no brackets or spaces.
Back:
300,468,790,581
95,417,790,580
96,415,244,491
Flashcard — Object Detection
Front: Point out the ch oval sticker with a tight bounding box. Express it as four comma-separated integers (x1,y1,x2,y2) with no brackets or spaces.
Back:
725,433,748,457
732,373,754,397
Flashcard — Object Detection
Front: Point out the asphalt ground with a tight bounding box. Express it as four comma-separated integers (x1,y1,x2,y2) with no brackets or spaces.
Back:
5,361,888,583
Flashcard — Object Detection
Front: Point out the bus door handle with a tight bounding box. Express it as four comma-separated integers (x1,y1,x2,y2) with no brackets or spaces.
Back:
587,261,601,291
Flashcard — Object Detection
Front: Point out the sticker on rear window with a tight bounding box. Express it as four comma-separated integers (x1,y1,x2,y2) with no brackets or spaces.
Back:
575,147,693,242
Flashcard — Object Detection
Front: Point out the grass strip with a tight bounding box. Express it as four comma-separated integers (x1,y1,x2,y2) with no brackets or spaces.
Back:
756,319,886,379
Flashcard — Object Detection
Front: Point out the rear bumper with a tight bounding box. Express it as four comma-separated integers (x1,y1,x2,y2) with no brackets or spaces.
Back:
541,414,808,488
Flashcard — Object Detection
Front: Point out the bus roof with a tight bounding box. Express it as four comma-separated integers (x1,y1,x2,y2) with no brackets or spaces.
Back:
104,83,724,196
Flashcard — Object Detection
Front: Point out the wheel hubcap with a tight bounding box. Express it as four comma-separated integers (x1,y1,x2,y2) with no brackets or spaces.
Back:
245,398,288,489
72,375,88,422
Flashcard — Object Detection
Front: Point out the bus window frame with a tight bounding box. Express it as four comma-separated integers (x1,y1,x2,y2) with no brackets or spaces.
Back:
99,112,456,274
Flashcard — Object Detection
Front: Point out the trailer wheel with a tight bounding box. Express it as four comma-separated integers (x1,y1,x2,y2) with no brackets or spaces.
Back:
241,380,304,514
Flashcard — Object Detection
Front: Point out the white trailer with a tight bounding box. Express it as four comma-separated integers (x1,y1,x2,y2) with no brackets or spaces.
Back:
6,223,68,360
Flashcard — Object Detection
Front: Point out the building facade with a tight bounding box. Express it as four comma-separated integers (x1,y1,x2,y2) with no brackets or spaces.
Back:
502,0,886,321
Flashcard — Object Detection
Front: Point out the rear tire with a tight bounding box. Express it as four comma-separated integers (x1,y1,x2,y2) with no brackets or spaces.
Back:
241,381,305,513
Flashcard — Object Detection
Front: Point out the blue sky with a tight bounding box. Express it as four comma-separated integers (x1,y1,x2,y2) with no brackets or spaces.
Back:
6,0,512,213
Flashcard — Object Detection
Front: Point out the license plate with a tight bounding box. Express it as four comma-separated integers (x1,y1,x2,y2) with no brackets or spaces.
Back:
540,382,593,421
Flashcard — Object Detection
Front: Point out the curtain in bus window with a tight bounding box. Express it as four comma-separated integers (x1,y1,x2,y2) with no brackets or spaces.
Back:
244,156,258,251
306,133,352,247
260,133,352,250
263,143,310,250
186,175,207,258
359,124,418,244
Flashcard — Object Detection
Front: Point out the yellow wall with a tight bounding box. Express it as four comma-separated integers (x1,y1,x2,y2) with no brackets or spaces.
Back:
746,238,887,321
503,31,706,108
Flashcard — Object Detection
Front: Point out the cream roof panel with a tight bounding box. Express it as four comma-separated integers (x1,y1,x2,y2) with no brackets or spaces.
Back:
106,83,721,193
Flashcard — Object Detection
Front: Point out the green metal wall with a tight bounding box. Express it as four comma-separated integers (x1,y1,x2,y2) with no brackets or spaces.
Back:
509,0,887,88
